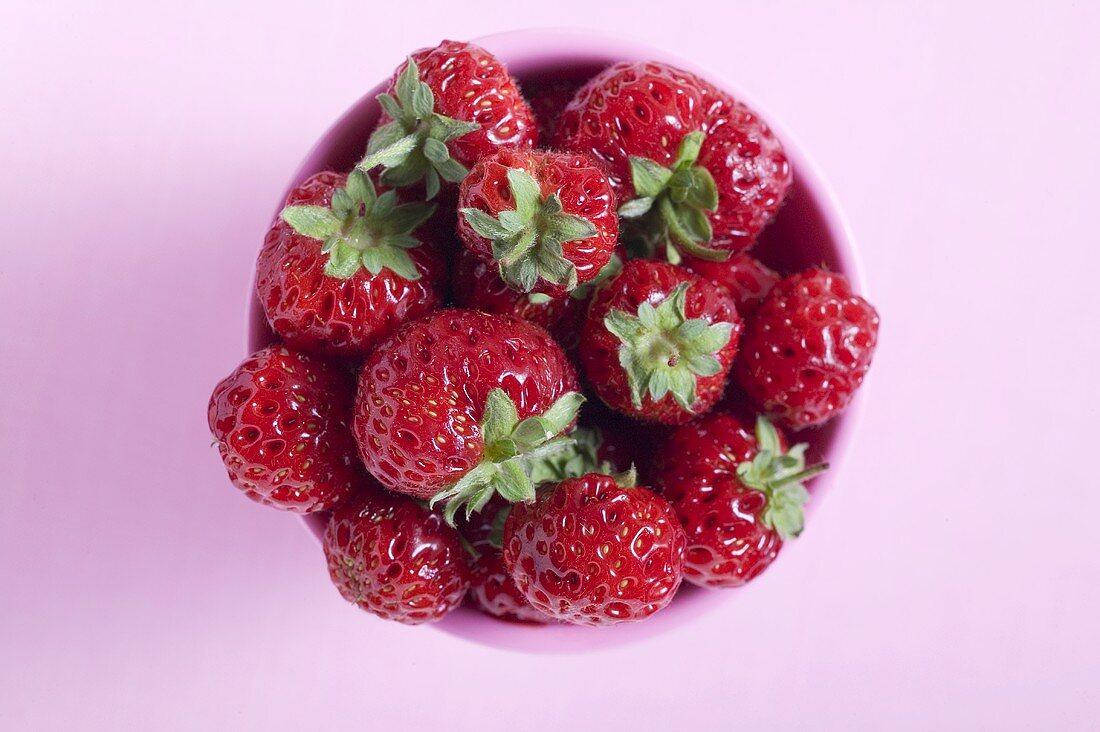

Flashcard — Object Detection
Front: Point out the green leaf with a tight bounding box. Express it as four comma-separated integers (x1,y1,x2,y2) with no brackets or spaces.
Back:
539,392,584,434
684,167,719,211
410,81,435,121
461,208,512,240
344,170,375,205
512,417,553,449
629,156,673,197
394,57,421,110
618,196,655,218
280,206,341,240
423,137,450,165
544,213,597,244
432,155,469,183
424,169,440,200
376,248,421,281
376,93,403,122
684,353,722,376
359,132,420,171
323,243,363,279
507,169,543,221
687,321,733,355
495,460,535,503
481,388,520,446
376,201,435,237
674,131,705,167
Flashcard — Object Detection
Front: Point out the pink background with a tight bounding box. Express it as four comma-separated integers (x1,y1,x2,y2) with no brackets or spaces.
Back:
2,2,1098,729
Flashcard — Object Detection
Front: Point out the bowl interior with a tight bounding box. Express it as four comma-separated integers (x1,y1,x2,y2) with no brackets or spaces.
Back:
247,30,863,653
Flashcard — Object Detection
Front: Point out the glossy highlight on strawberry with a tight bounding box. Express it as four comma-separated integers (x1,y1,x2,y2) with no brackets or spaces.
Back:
353,309,581,520
582,260,741,424
324,484,469,624
256,171,446,357
360,41,537,198
208,345,360,513
735,269,879,429
503,473,686,626
655,416,823,588
555,61,791,260
458,149,618,297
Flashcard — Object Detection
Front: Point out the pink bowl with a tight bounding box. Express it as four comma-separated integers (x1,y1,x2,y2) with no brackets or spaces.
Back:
247,29,864,653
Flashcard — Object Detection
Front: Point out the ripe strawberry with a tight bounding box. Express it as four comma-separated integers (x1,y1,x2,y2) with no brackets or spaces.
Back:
450,247,585,350
458,149,618,297
359,41,537,199
524,78,583,142
459,497,551,624
457,422,635,624
683,252,779,317
256,170,446,357
655,415,825,588
502,472,686,626
735,269,879,430
208,345,360,513
581,259,741,425
353,309,582,522
554,61,791,261
324,483,469,624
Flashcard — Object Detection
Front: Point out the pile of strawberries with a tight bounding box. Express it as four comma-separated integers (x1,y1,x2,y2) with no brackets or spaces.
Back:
208,40,879,627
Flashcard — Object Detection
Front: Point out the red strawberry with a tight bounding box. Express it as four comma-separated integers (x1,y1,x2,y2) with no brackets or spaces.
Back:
358,41,537,199
457,420,635,624
256,170,446,357
458,149,618,297
735,269,879,429
554,61,791,261
353,309,582,522
458,497,551,624
524,78,583,142
450,247,585,351
324,483,469,624
208,345,360,513
683,252,779,317
654,415,825,588
502,472,686,626
581,259,742,425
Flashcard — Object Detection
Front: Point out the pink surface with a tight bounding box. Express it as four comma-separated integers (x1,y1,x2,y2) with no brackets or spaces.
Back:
2,3,1098,730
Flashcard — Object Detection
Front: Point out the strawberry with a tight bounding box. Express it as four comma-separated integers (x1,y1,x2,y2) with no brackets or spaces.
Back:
208,345,360,513
256,170,446,357
735,269,879,430
459,497,552,624
358,41,537,200
457,422,634,624
324,483,469,624
450,247,585,351
683,252,779,317
554,61,791,261
458,149,618,297
581,259,742,425
352,309,583,523
654,415,825,588
502,472,686,626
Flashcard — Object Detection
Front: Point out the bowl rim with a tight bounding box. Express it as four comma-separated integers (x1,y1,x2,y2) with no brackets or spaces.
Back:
246,28,865,653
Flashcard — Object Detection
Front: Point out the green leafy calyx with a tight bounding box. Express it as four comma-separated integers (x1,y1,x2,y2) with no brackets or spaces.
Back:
460,169,597,293
280,170,434,280
604,282,733,411
357,57,481,199
617,131,725,263
430,389,585,525
736,417,828,540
